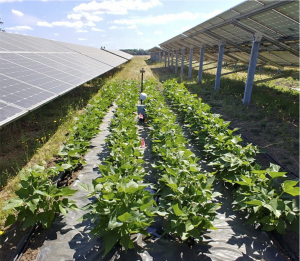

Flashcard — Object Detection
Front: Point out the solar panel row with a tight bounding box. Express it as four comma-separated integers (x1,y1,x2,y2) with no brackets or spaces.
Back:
0,32,133,127
157,0,299,68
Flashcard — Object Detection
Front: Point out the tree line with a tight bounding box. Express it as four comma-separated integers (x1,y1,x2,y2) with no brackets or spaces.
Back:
120,49,149,55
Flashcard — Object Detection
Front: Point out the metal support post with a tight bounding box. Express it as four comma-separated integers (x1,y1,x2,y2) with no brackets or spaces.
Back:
159,52,161,62
259,66,262,73
171,50,174,70
197,44,205,83
243,32,262,105
168,51,170,68
175,49,178,74
164,52,167,68
214,40,226,91
180,48,185,76
188,45,194,79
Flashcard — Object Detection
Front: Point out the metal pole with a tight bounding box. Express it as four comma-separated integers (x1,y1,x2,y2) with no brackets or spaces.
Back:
197,44,205,83
214,40,226,91
164,52,167,68
141,72,144,104
175,49,178,74
181,48,185,76
171,50,173,70
243,32,262,105
168,51,170,68
188,45,194,79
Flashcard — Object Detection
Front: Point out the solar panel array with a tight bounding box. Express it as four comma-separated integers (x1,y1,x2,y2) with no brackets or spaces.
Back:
157,0,299,68
0,32,132,127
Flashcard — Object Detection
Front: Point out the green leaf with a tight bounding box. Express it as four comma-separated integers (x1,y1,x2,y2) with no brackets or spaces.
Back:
268,171,286,179
103,230,120,256
59,204,67,216
21,216,36,229
3,199,23,210
245,200,262,206
53,187,77,197
78,182,90,192
167,183,177,190
124,181,140,194
60,163,72,170
185,220,194,232
172,203,183,216
15,188,28,199
103,193,115,200
183,150,194,158
282,180,299,196
118,212,132,222
5,215,16,227
275,219,286,234
37,211,55,229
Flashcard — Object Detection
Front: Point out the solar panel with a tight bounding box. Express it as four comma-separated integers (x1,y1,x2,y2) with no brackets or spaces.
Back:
0,32,131,127
104,49,133,60
0,100,24,125
158,0,299,69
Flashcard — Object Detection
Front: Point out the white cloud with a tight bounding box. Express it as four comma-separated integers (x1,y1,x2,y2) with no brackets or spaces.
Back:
73,0,162,15
0,0,22,2
91,27,104,32
67,12,102,22
101,34,105,36
76,29,88,33
78,38,87,41
36,20,95,29
11,9,24,17
54,33,59,36
127,24,137,29
37,21,53,27
137,31,143,35
204,9,223,20
5,25,33,31
109,25,118,29
52,21,84,28
112,11,219,26
154,30,162,34
85,21,96,27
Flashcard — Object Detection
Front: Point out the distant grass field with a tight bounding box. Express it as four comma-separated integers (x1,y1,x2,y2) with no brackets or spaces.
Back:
0,56,298,229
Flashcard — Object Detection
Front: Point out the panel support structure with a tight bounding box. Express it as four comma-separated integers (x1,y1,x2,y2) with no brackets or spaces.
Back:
180,48,185,76
171,50,174,70
243,33,262,105
158,52,161,62
214,40,226,91
168,51,170,68
175,49,179,74
197,44,205,83
188,45,194,79
164,52,167,68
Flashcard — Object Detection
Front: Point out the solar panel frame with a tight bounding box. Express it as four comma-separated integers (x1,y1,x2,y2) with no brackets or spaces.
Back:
104,49,133,60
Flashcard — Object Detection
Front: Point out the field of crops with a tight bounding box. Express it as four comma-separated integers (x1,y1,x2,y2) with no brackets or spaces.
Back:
1,78,298,261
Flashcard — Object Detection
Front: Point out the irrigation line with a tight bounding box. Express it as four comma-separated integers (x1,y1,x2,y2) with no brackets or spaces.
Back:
9,223,39,261
227,126,299,178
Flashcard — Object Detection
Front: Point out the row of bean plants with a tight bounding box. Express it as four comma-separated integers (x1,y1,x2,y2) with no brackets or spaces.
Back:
162,79,299,234
79,81,158,256
143,80,220,242
4,81,120,230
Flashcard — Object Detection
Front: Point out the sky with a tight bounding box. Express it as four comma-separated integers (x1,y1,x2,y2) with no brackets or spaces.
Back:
0,0,245,50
